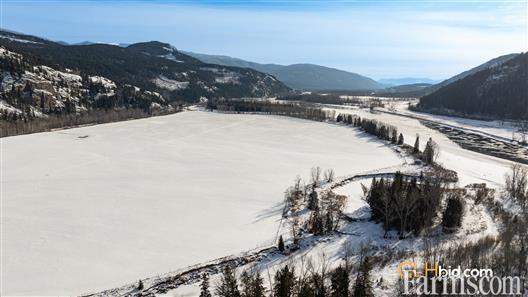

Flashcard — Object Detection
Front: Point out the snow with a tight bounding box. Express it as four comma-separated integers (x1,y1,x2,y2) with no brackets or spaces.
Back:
36,65,82,85
0,100,21,114
161,53,184,63
89,76,117,89
390,101,525,143
153,76,189,91
215,74,240,84
0,34,41,44
333,180,371,216
1,111,402,296
0,47,22,60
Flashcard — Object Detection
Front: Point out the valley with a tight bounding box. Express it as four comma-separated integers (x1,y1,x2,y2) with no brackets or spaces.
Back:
72,101,523,297
0,12,526,296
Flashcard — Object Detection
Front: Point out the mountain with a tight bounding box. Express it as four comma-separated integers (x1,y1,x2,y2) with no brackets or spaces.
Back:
0,30,289,104
424,53,519,94
184,51,384,91
380,83,432,94
182,51,283,74
417,52,528,120
378,78,440,86
0,44,176,136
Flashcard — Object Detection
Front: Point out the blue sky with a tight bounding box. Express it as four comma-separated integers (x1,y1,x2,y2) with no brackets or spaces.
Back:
1,0,526,79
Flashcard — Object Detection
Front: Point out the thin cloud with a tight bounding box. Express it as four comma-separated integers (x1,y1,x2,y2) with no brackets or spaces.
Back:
1,0,525,79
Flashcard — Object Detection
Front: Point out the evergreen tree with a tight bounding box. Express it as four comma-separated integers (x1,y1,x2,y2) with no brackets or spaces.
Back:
298,281,315,297
413,135,420,154
330,265,350,297
422,138,438,165
278,235,285,252
240,271,266,297
442,195,464,232
252,272,266,297
40,92,45,110
311,272,326,297
397,133,404,145
308,191,319,211
240,271,253,297
273,265,296,297
200,273,212,297
216,266,241,297
353,257,373,297
391,129,398,144
309,209,325,235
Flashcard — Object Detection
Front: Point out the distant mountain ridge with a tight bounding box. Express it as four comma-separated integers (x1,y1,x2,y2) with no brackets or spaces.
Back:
378,77,440,86
184,51,385,91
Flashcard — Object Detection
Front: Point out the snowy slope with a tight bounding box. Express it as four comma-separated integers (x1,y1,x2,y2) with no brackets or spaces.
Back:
1,111,402,295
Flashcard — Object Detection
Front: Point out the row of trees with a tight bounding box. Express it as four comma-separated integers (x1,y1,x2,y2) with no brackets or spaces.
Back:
198,256,375,297
336,113,440,165
0,105,181,137
208,99,332,122
363,172,452,238
335,113,403,146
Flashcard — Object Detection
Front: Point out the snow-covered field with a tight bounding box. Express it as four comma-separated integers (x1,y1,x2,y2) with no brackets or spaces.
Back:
1,111,402,296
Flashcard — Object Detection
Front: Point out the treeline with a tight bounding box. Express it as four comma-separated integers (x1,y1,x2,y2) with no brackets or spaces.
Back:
336,113,402,145
336,112,440,166
208,99,331,122
277,93,345,105
277,93,388,108
196,255,375,297
0,106,181,137
363,172,457,238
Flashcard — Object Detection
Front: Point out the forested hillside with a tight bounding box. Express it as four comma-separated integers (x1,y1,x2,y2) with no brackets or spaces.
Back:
417,52,527,120
0,30,290,136
0,30,289,104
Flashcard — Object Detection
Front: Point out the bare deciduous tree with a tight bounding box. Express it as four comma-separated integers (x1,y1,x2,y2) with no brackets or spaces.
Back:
505,164,528,212
310,166,322,188
323,168,335,183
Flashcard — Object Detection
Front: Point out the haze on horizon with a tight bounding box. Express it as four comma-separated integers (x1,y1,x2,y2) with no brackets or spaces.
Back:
1,0,526,80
